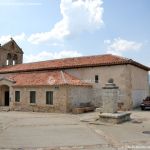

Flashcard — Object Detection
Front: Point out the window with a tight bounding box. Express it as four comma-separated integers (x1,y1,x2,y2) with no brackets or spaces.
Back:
30,91,36,103
46,91,53,105
95,75,99,83
15,91,20,102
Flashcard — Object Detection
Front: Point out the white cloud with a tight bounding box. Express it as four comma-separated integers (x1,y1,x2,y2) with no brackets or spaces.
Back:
28,0,104,44
105,37,143,56
0,33,26,44
24,50,82,63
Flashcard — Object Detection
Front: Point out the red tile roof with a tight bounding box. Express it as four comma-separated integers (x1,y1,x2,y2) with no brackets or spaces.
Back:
0,54,149,73
0,71,92,87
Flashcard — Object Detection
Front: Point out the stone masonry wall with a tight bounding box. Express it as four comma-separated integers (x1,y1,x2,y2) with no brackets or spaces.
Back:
11,86,68,113
66,65,130,110
128,65,149,108
0,41,23,67
67,86,92,112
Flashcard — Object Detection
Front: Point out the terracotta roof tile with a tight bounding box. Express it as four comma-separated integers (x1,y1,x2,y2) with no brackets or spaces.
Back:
0,54,149,73
0,71,92,87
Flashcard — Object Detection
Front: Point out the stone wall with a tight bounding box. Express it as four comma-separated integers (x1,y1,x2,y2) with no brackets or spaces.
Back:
9,85,93,113
0,63,148,112
0,40,23,67
128,65,149,108
67,86,92,111
11,86,68,113
66,65,129,109
66,65,149,110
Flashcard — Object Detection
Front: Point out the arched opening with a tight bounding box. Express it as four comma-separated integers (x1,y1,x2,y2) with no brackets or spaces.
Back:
0,85,10,106
6,53,11,66
13,54,18,65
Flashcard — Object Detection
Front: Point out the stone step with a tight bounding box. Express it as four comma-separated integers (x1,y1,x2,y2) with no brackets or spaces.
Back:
0,107,10,112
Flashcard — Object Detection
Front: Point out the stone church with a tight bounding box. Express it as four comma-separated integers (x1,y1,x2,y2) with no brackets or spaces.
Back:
0,39,149,112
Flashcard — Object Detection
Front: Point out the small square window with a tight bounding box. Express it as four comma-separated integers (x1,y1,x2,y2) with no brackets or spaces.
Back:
15,91,20,102
30,91,36,103
95,75,99,83
46,91,53,105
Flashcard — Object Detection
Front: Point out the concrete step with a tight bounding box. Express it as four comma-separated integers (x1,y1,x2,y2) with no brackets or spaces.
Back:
0,107,10,112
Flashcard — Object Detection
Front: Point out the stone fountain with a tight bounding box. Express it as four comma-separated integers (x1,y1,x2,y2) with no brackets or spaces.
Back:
99,79,131,124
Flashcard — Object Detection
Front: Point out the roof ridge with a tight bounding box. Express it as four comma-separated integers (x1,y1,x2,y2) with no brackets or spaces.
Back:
0,54,149,73
0,54,112,69
10,54,112,66
112,55,129,61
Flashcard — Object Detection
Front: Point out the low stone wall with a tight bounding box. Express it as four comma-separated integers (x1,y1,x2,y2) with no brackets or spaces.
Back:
11,103,60,113
72,106,95,114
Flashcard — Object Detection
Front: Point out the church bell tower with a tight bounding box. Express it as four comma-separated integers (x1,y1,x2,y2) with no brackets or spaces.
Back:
0,38,23,67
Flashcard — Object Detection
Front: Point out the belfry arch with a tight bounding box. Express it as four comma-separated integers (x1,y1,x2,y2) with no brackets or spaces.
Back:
6,53,12,65
13,54,18,65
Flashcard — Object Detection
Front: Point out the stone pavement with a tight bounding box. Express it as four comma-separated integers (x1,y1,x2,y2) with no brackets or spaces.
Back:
0,110,150,150
0,112,110,150
80,110,150,150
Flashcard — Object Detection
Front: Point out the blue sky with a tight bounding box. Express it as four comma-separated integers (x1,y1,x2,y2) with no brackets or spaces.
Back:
0,0,150,67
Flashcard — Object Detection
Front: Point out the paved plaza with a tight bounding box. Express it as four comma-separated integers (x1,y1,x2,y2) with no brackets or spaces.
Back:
0,110,150,150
